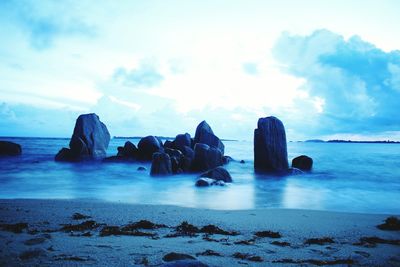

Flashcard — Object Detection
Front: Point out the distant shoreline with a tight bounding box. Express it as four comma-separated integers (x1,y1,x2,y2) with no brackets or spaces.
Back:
305,139,400,144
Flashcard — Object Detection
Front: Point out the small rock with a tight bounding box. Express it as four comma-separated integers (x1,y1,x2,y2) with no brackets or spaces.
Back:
161,260,209,267
292,155,313,171
0,141,22,156
200,166,232,182
19,248,47,260
24,237,46,246
163,252,196,262
195,178,225,187
137,166,147,171
240,160,245,164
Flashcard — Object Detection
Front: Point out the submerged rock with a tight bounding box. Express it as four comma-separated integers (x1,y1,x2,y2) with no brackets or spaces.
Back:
191,143,223,172
195,177,225,187
150,152,172,176
200,166,232,182
292,155,313,171
117,141,138,159
138,136,163,161
254,116,288,173
0,141,22,156
55,113,110,162
193,121,225,154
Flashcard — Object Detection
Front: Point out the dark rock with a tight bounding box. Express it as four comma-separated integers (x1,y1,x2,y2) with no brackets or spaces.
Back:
24,237,47,246
103,155,135,162
137,166,147,171
164,140,175,149
199,225,238,235
161,260,209,267
165,148,184,173
19,248,47,260
194,121,225,154
60,220,99,232
0,141,22,156
240,160,245,164
150,152,172,176
0,222,28,233
200,166,232,182
292,155,313,171
117,141,138,159
138,136,163,161
254,116,289,173
222,156,233,164
195,178,225,187
304,237,334,245
175,133,192,152
377,216,400,231
254,230,282,238
163,252,196,262
192,143,223,172
55,113,110,161
72,213,91,220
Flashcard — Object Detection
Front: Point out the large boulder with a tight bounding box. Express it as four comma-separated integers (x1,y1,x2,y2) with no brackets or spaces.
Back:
150,152,172,176
254,116,289,173
138,136,163,161
193,121,225,154
174,133,192,152
200,166,232,183
292,155,313,171
191,143,223,172
55,113,110,161
165,148,184,173
0,141,22,156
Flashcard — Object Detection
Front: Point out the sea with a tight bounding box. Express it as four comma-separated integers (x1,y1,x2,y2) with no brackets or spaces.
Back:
0,137,399,214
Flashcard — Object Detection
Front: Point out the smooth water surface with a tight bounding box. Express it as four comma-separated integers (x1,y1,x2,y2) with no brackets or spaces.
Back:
0,137,399,214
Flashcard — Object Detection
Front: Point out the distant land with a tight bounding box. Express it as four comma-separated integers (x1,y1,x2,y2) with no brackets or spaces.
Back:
305,139,400,144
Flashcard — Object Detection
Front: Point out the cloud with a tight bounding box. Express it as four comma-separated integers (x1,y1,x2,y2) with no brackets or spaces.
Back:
0,0,96,50
273,29,400,135
112,62,164,88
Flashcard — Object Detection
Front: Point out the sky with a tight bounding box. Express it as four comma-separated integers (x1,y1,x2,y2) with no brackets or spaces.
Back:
1,0,400,141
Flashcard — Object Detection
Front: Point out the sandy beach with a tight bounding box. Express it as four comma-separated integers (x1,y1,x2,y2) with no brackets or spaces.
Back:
0,199,399,266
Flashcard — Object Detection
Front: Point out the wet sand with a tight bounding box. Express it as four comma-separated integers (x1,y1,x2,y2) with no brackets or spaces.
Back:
0,199,399,266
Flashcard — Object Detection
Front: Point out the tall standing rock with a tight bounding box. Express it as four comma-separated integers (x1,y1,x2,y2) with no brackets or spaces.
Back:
193,121,225,155
254,116,289,173
55,113,110,161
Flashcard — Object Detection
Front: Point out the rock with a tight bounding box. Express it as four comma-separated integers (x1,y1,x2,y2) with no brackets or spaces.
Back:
191,143,223,172
163,252,196,262
103,155,135,163
254,116,289,173
161,260,209,267
181,146,194,172
240,160,245,164
0,141,22,156
195,178,225,187
200,166,232,182
165,148,184,173
174,133,192,152
222,156,233,164
292,155,313,171
138,136,163,161
287,167,304,175
19,248,47,260
137,166,147,171
164,140,175,149
150,152,172,176
117,141,138,159
193,121,225,154
55,113,110,161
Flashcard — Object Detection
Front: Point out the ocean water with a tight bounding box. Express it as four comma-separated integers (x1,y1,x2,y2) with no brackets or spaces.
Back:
0,137,399,214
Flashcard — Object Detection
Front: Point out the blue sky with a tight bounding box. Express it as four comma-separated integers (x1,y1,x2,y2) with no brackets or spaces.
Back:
1,0,400,140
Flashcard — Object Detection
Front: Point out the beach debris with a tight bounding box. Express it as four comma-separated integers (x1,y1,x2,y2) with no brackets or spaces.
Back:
72,212,91,220
150,152,172,176
254,116,289,173
196,250,222,257
254,230,282,238
377,216,400,231
161,260,209,267
234,239,256,245
162,252,196,262
305,237,335,245
166,221,199,237
0,222,28,233
200,224,238,235
123,220,167,230
54,254,93,262
133,256,149,266
23,237,47,246
99,225,156,237
355,236,400,247
272,258,355,266
232,252,263,262
271,241,291,247
55,113,110,162
202,236,231,245
292,155,313,171
60,220,100,232
19,248,47,260
0,141,22,156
